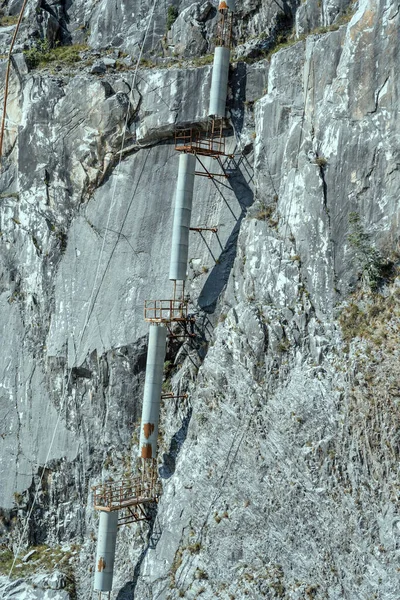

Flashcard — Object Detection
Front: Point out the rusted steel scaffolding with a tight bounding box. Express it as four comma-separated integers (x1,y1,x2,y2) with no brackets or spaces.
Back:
215,7,233,48
175,118,226,156
144,281,194,331
93,475,161,527
161,392,188,400
175,118,232,178
190,226,218,233
144,301,196,339
144,298,188,323
92,0,235,596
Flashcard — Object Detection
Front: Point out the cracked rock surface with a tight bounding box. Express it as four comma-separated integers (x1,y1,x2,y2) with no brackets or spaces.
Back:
0,0,399,598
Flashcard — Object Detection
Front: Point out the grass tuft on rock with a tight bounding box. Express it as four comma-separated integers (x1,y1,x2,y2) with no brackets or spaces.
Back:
24,40,88,70
0,15,19,26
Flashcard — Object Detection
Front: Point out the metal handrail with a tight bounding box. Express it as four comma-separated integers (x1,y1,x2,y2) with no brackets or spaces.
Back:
93,477,160,510
175,120,226,156
144,299,188,322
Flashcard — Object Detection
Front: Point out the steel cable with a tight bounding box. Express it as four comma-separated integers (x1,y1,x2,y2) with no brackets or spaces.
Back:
8,0,159,577
0,0,29,163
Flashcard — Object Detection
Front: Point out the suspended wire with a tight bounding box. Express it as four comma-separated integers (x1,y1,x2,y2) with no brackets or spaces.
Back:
8,0,159,577
0,0,29,163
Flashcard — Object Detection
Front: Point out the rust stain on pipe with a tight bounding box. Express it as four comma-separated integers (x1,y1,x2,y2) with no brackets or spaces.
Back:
97,557,106,572
141,444,153,459
143,422,155,439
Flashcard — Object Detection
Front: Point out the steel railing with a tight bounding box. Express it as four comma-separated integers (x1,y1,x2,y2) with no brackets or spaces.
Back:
175,120,226,156
144,299,188,322
93,477,160,511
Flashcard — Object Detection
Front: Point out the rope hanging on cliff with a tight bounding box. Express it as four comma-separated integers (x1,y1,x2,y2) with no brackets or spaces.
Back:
0,0,29,164
8,0,159,578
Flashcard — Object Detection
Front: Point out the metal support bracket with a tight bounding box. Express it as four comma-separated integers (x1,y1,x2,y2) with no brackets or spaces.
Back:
190,226,218,233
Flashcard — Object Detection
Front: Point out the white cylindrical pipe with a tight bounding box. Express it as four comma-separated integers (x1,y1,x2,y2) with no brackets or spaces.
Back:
93,510,119,592
169,153,196,282
138,324,167,459
208,46,231,118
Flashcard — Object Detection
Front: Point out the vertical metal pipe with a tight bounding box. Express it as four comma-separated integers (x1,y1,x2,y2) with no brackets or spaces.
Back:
169,153,196,282
138,324,167,459
93,510,119,592
208,46,231,118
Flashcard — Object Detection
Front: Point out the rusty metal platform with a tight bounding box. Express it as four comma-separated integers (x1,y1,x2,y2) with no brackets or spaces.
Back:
175,118,228,157
144,298,188,323
93,477,161,526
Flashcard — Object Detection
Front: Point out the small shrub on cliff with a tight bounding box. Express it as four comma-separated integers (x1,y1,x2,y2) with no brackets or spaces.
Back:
339,292,399,346
187,542,201,554
255,205,274,220
0,14,19,26
192,53,214,67
195,568,209,580
348,212,385,290
24,40,88,70
166,5,178,31
314,156,328,168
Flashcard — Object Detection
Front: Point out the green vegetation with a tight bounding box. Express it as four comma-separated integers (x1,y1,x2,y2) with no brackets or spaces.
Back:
0,192,19,200
254,197,279,227
0,544,79,580
195,568,209,580
314,156,328,168
266,34,298,59
191,53,214,67
347,212,386,290
104,454,113,469
277,338,290,353
0,15,19,26
187,541,202,554
241,6,357,65
166,5,178,31
169,546,184,586
13,491,23,504
0,549,17,574
162,379,172,394
196,412,208,425
339,293,399,345
214,510,229,523
115,59,129,71
24,40,88,70
140,57,157,68
255,204,274,221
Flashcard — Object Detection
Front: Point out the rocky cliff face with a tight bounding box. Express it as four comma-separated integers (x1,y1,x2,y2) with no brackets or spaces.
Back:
0,0,399,598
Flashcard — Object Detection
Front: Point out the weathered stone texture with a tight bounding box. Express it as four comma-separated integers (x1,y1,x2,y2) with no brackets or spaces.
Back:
0,0,399,598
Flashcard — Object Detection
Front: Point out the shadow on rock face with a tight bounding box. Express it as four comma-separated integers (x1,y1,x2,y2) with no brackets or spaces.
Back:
229,61,247,136
116,581,136,600
159,409,193,479
198,156,254,313
116,411,193,599
116,507,162,599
